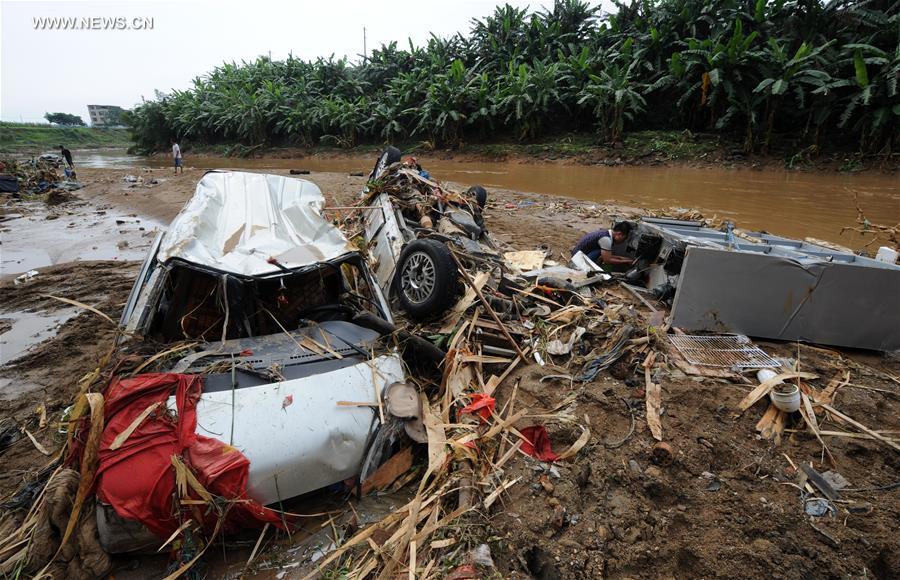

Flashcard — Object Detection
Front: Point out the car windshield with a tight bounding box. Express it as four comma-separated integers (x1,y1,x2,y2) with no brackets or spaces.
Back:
144,255,380,344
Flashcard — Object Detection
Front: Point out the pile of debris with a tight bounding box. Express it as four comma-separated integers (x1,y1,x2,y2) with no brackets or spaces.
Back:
0,158,82,200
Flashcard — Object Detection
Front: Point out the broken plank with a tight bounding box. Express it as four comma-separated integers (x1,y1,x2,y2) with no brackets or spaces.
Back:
644,353,662,441
483,477,521,509
361,447,414,495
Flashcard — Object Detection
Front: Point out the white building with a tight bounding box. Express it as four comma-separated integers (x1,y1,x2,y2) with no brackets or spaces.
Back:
87,105,125,127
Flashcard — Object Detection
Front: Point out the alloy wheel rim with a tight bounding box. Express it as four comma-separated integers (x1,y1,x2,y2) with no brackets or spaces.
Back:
401,251,436,304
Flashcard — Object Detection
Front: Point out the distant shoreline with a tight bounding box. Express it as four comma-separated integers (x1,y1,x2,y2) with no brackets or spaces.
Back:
0,123,131,154
139,131,897,174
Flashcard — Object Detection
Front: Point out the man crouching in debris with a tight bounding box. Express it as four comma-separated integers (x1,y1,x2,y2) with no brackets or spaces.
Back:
58,145,76,179
572,221,635,271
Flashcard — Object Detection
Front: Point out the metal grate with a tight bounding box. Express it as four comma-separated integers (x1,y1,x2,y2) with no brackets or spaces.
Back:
668,334,780,369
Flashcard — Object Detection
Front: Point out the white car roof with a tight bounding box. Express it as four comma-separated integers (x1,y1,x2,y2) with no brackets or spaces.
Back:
157,171,352,276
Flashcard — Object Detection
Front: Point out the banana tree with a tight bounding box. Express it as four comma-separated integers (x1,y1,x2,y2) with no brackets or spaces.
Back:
578,56,647,143
753,39,833,152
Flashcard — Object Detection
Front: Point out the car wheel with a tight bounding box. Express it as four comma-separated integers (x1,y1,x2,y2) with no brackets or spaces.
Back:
395,239,458,319
370,146,402,180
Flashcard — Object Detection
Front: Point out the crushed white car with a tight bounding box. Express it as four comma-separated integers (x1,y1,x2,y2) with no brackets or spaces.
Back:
361,148,502,319
105,171,420,551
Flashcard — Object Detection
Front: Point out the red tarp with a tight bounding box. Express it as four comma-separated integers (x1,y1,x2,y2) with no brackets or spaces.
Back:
93,373,282,538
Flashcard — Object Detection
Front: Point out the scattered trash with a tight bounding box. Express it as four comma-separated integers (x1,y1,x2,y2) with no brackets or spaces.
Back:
13,269,39,285
470,543,495,567
460,393,496,423
520,426,560,462
545,326,586,356
701,471,721,492
576,324,635,382
804,497,835,517
801,463,841,502
504,250,546,272
2,152,897,580
821,470,851,491
875,246,898,264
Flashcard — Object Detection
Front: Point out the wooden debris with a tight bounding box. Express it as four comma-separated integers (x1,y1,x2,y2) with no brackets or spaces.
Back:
819,371,851,405
798,392,835,465
450,251,526,362
820,403,900,454
483,477,521,509
621,283,657,312
439,271,490,333
361,447,414,495
109,401,161,450
557,425,591,460
23,429,50,456
40,293,115,324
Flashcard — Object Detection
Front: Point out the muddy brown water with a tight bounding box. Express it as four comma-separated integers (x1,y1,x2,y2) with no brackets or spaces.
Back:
77,149,899,248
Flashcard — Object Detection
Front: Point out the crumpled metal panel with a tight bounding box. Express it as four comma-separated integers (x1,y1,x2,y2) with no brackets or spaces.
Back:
157,171,352,276
187,354,406,505
670,247,900,351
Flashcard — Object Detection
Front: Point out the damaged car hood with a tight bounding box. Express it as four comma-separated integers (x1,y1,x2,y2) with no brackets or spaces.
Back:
157,171,352,276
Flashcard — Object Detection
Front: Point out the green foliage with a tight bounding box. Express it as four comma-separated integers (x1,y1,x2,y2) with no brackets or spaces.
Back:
127,0,899,154
0,122,131,153
44,112,86,126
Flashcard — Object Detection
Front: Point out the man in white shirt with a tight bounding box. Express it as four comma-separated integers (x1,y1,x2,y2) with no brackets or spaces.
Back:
171,139,183,174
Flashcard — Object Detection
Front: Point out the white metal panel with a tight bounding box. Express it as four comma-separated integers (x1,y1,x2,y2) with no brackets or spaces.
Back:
157,171,353,276
363,194,406,292
189,354,405,505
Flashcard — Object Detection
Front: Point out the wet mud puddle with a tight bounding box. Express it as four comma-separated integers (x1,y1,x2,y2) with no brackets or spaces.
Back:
0,307,79,367
0,201,161,277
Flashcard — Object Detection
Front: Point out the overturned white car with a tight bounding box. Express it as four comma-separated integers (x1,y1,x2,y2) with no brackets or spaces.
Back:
361,148,500,320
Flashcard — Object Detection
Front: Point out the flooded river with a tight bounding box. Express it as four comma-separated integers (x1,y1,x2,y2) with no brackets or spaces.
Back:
77,149,898,247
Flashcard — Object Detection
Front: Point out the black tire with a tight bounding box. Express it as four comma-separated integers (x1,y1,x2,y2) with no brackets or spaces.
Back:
370,146,402,180
395,239,458,319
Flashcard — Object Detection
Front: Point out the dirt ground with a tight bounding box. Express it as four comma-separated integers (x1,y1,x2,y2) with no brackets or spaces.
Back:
1,167,898,579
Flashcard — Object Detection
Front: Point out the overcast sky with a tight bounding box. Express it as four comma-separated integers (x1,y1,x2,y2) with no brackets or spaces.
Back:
1,0,611,124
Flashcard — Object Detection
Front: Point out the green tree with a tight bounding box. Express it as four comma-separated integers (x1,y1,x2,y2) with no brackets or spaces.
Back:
45,112,86,126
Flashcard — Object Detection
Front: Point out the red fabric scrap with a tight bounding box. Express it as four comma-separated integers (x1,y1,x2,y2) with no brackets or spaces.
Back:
459,393,496,423
519,425,560,462
94,373,282,539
